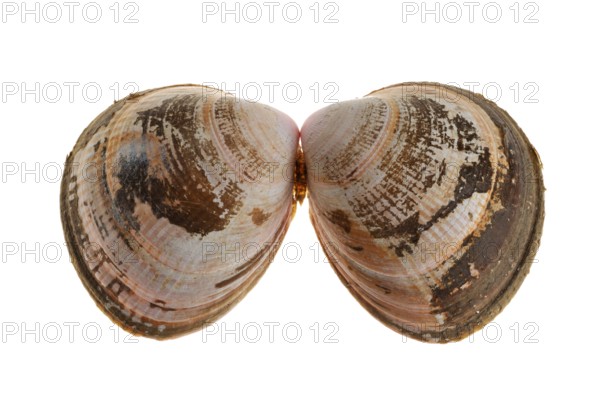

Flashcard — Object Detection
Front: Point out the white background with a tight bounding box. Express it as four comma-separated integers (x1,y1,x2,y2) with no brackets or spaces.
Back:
0,0,596,397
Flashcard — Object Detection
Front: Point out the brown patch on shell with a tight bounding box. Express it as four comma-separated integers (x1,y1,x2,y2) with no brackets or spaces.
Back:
61,84,299,339
62,82,543,343
303,82,544,343
249,208,271,226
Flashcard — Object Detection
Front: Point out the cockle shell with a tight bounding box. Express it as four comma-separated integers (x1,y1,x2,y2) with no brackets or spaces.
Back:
302,82,544,342
61,85,300,338
61,82,544,342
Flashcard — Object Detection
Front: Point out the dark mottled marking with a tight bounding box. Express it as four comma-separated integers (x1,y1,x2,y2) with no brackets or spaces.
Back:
391,146,492,256
108,278,130,297
249,208,271,226
114,152,233,235
149,302,176,312
416,148,493,233
431,207,511,312
376,284,392,295
214,98,265,179
118,231,137,253
325,99,389,181
426,83,544,334
113,94,243,236
92,212,110,239
135,94,200,138
347,244,363,251
390,212,421,257
348,96,493,257
430,144,508,307
326,209,351,234
454,114,478,152
454,148,493,198
436,159,447,186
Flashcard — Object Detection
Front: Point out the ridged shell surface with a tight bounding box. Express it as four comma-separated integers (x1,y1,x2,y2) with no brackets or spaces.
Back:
301,82,544,342
61,85,299,338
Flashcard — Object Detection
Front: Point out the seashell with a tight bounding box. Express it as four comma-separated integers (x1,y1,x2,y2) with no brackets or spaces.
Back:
301,82,544,342
62,81,544,342
61,85,300,338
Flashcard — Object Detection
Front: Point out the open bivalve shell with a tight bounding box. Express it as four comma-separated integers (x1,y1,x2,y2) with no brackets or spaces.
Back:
61,82,544,342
